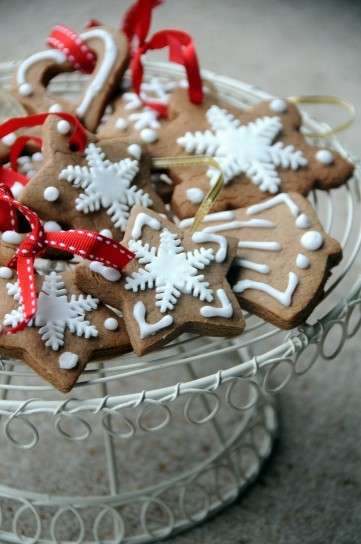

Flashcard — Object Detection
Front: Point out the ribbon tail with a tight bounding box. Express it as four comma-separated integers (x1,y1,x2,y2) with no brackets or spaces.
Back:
4,255,37,334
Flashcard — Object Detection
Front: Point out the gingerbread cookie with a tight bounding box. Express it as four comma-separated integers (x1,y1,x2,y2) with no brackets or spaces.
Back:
151,89,353,218
12,25,129,132
75,206,244,355
0,268,131,392
19,115,166,240
98,76,179,143
179,192,342,329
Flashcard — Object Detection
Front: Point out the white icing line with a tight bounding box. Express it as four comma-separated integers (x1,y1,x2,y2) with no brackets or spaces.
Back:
133,301,173,339
233,271,299,307
200,288,233,318
234,258,270,274
178,211,236,229
192,231,228,263
76,28,118,118
17,50,67,94
247,193,300,217
238,241,281,251
202,219,274,234
131,212,161,240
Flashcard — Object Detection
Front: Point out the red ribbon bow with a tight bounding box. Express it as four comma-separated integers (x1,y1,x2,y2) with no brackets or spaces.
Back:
48,24,96,74
0,185,134,334
131,29,204,117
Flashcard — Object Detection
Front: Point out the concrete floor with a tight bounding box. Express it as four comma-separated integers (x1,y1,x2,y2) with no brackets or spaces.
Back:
0,1,361,543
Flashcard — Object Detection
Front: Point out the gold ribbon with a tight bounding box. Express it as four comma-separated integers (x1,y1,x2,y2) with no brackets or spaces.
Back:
152,155,224,232
288,94,356,138
152,94,355,230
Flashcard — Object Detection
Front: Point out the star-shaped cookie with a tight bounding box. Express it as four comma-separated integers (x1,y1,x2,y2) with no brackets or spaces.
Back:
179,192,342,328
75,206,244,355
152,89,354,218
19,115,166,240
0,268,131,392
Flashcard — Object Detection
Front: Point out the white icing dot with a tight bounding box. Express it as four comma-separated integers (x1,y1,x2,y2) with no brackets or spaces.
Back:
140,128,158,143
32,152,43,162
11,182,24,199
90,261,121,282
315,149,334,165
115,117,128,130
1,133,16,146
57,120,71,135
19,83,33,96
300,230,324,251
48,103,63,113
43,186,60,202
17,156,30,165
295,213,311,229
0,267,13,279
296,253,310,269
44,221,62,232
59,352,79,370
270,98,288,113
127,143,142,159
186,187,204,204
99,229,113,238
1,231,24,245
104,317,118,331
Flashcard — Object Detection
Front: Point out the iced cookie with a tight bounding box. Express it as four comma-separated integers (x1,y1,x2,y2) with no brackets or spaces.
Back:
75,206,244,355
0,269,131,392
179,192,342,328
153,89,353,218
12,25,129,132
19,115,166,240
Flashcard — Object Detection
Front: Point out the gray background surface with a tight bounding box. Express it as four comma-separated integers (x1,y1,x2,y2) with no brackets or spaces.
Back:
0,1,361,543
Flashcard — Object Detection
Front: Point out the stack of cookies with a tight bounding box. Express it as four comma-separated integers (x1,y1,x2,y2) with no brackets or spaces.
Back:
0,16,353,392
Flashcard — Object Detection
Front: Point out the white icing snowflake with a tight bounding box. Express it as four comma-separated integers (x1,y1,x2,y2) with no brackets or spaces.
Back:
59,143,152,231
177,106,308,192
129,108,161,131
3,272,98,350
126,228,215,313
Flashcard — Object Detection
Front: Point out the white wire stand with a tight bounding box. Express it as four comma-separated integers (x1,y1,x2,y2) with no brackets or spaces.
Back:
0,62,359,544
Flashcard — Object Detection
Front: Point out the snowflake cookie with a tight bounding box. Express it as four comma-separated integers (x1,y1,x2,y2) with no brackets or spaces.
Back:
19,115,166,240
154,89,354,218
0,269,131,392
12,25,129,132
179,192,342,329
75,206,244,355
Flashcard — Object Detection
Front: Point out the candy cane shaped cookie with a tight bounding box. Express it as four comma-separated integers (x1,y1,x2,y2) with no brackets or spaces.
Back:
12,26,129,132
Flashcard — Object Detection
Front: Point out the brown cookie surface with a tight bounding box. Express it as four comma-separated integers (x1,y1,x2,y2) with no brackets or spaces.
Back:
0,268,131,392
179,192,342,328
75,206,245,355
152,89,353,218
12,26,129,132
20,115,166,240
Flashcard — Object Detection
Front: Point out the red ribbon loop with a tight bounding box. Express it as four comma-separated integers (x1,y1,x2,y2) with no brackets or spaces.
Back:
0,186,134,334
0,112,87,153
48,24,96,74
122,0,163,46
131,29,203,115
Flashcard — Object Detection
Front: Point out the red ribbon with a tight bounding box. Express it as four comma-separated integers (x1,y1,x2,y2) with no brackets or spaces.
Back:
131,29,203,116
0,185,134,334
0,112,87,153
9,135,42,172
48,24,96,73
122,0,163,46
